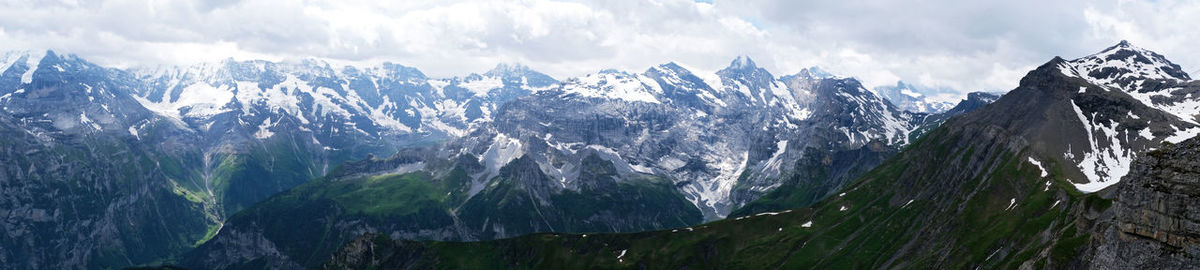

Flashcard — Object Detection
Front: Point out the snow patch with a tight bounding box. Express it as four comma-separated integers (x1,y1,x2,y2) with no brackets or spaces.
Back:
900,88,923,98
630,163,655,174
19,51,46,84
562,72,661,104
1124,88,1200,126
1069,100,1135,193
1139,128,1154,140
1027,157,1048,177
758,140,790,178
1166,126,1200,144
459,76,504,96
254,117,275,139
79,112,101,130
753,210,790,217
479,133,525,180
692,151,749,218
136,82,234,120
128,126,140,140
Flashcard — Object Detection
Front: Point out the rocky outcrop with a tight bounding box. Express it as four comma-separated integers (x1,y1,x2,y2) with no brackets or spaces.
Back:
1082,136,1200,269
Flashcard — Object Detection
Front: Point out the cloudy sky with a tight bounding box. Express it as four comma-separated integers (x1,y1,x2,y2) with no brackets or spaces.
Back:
1,0,1196,101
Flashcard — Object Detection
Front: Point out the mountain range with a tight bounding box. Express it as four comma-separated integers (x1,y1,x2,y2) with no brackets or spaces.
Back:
182,57,998,269
10,40,1192,270
0,47,993,269
315,41,1200,270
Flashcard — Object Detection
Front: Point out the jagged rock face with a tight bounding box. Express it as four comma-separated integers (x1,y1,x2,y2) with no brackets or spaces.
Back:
1,52,161,136
456,59,933,220
1082,137,1200,269
0,52,214,269
804,77,930,147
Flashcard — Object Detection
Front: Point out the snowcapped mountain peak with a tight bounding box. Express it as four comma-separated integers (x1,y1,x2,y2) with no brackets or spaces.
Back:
645,62,700,84
296,57,332,69
375,62,429,81
1,49,49,66
480,63,557,89
641,62,731,109
717,56,772,79
31,50,95,72
715,56,786,106
1,50,51,85
484,63,529,76
1058,42,1199,124
650,62,689,74
798,66,835,79
0,50,156,137
891,81,922,97
966,92,1000,103
874,81,956,113
0,51,29,73
727,55,758,71
559,69,662,104
1024,43,1200,193
597,68,625,75
281,58,338,76
1063,40,1190,91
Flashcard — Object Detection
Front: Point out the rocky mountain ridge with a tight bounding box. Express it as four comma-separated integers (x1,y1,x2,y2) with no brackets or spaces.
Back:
0,49,992,269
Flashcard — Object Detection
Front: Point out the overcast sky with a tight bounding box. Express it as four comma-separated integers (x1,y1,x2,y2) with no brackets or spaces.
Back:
1,0,1196,101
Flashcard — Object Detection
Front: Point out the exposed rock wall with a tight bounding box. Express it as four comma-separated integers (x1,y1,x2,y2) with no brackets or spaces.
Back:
1082,137,1200,269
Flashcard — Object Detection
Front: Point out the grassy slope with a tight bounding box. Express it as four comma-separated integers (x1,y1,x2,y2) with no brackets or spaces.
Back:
189,152,704,269
454,155,702,239
192,170,459,269
731,143,891,217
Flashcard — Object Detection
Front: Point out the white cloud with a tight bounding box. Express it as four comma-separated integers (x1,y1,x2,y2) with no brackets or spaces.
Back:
0,0,1197,99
